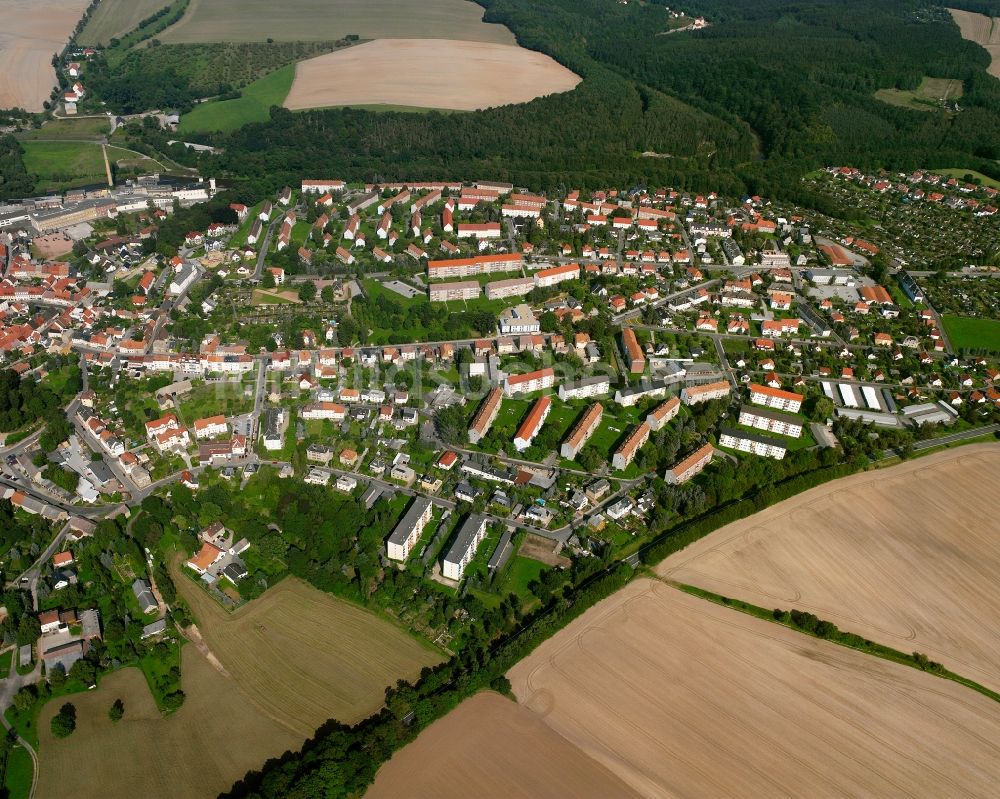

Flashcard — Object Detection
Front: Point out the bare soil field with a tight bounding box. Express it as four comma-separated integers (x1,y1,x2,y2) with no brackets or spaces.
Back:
77,0,171,47
950,8,1000,77
367,692,643,799
160,0,515,44
518,533,571,567
284,39,580,111
0,0,92,111
509,579,1000,799
659,444,1000,692
36,647,301,799
171,564,442,736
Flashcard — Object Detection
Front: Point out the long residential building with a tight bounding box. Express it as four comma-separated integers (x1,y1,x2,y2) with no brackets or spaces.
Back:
612,422,650,471
680,380,731,406
665,442,714,485
514,396,551,452
427,253,522,279
468,387,503,443
301,402,347,421
534,263,579,288
504,367,555,396
737,405,803,438
485,276,534,300
429,281,480,302
561,403,603,459
442,514,489,580
748,383,803,413
646,397,680,431
719,427,787,460
558,375,611,401
621,328,645,374
386,497,433,562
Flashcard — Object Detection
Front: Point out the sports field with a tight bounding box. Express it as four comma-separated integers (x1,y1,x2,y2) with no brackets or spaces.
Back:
508,579,1000,798
171,565,442,736
942,314,1000,352
284,39,580,112
77,0,171,46
35,647,301,799
367,692,643,799
159,0,515,44
0,0,91,111
659,444,1000,693
950,8,1000,77
178,64,295,133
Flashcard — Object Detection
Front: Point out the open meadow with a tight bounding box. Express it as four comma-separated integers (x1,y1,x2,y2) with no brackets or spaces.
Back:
875,75,963,111
177,63,295,134
77,0,171,46
35,647,301,799
159,0,514,44
0,0,91,111
942,314,1000,352
284,39,580,112
171,565,442,736
950,7,1000,77
508,579,1000,799
367,691,643,799
658,444,1000,692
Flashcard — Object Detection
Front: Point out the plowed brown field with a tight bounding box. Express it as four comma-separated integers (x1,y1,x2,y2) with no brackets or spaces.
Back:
950,8,1000,77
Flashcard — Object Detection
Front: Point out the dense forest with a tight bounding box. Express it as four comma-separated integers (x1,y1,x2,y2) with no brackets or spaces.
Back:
0,136,35,200
150,0,1000,204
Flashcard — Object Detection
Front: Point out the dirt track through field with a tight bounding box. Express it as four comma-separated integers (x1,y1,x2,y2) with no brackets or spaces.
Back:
35,647,301,799
658,444,1000,692
0,0,91,111
284,39,580,112
950,8,1000,77
367,692,644,799
171,562,442,737
509,579,1000,799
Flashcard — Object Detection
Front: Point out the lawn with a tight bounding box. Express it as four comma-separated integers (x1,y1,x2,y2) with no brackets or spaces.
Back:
0,648,12,675
3,745,32,799
942,315,1000,353
176,380,254,421
497,555,547,601
20,141,108,192
360,278,424,308
177,64,295,133
17,116,111,140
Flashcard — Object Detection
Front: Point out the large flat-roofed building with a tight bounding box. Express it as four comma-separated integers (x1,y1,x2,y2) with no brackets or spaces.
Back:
485,276,534,300
738,404,803,438
468,387,502,443
442,514,489,580
429,281,480,302
514,396,551,452
681,380,730,406
748,382,803,413
665,442,713,485
561,402,603,459
559,375,611,401
498,304,540,335
621,328,645,374
646,397,680,431
612,421,650,471
504,367,554,396
427,253,522,279
719,427,787,460
386,497,433,562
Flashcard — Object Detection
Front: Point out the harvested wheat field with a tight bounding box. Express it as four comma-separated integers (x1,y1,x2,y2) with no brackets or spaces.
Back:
36,647,301,799
509,579,1000,799
284,39,580,112
950,8,1000,77
160,0,515,44
77,0,170,47
659,444,1000,692
367,691,643,799
0,0,91,111
172,565,442,736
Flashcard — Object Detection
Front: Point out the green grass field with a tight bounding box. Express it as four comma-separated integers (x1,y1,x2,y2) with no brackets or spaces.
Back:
178,64,295,133
498,555,547,600
874,76,963,112
942,315,1000,352
78,0,172,45
21,141,108,191
936,168,1000,190
17,116,111,141
3,745,33,799
159,0,514,44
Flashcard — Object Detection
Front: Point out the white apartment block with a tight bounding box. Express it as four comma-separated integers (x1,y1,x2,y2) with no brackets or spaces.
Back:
748,383,803,413
429,281,480,302
504,367,555,396
680,380,731,406
665,442,714,485
442,514,488,580
737,405,803,438
719,428,787,460
612,422,650,471
301,402,347,421
386,497,433,562
193,415,228,440
558,375,611,401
